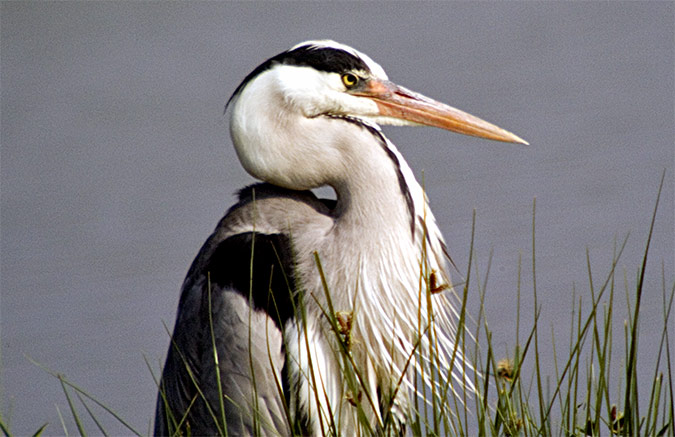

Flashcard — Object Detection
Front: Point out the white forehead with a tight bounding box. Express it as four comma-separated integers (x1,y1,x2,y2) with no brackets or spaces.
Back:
290,39,389,80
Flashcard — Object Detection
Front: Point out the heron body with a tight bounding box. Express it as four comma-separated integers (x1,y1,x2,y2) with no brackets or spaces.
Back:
155,40,526,435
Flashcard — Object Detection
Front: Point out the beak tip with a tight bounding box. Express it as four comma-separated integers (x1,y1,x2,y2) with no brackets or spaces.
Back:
516,137,530,146
503,131,529,146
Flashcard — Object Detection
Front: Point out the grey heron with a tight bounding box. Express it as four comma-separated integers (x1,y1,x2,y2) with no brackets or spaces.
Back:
155,40,526,436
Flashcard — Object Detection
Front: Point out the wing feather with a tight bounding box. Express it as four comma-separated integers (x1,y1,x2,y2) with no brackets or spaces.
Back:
155,232,296,436
155,184,332,435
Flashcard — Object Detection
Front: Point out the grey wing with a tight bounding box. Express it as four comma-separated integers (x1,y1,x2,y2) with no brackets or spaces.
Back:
154,230,298,436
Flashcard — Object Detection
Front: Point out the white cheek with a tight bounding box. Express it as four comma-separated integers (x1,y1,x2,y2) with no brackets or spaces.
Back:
228,62,386,189
229,76,343,189
274,66,339,115
337,94,380,117
269,65,383,120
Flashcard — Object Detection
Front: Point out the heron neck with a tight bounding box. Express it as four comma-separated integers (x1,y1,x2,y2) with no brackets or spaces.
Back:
331,132,419,237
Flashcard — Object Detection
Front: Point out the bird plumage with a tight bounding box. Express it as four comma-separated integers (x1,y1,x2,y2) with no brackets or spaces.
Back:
155,40,525,435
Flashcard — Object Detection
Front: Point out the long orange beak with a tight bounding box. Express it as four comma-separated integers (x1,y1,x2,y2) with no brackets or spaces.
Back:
352,78,528,145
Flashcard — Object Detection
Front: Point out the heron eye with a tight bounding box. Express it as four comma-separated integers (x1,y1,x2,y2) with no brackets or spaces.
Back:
341,73,359,89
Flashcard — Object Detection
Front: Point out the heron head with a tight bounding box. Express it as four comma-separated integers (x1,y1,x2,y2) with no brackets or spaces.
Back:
227,40,526,189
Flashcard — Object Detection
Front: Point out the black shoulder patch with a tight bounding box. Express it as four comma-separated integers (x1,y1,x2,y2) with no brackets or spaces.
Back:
226,44,370,110
203,232,297,330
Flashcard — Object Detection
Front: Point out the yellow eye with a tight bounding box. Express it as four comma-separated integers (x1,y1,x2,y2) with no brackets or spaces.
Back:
341,73,358,88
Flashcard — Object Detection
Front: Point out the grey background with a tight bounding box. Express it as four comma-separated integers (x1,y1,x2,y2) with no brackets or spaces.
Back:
2,2,673,434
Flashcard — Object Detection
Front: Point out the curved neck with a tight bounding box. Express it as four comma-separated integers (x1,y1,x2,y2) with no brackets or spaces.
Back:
329,121,418,237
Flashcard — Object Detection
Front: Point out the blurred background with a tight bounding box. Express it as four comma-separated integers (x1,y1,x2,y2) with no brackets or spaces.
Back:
2,2,672,434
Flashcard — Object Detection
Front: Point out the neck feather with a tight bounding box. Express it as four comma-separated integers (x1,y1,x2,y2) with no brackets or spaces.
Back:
329,119,416,237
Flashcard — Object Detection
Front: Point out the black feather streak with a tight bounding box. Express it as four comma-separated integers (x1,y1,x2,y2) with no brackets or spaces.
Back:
226,44,370,111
